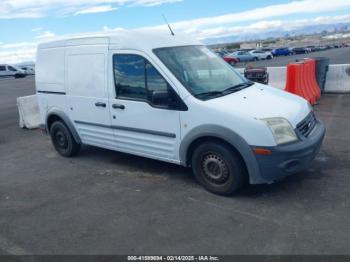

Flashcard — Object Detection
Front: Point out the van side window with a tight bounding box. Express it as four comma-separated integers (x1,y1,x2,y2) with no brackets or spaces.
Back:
114,55,147,100
113,54,172,107
146,62,168,96
0,66,5,71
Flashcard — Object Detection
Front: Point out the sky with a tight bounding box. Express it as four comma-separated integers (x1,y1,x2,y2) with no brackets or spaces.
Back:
1,0,350,64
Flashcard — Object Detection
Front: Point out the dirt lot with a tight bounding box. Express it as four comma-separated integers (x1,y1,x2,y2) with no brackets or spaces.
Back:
0,76,350,255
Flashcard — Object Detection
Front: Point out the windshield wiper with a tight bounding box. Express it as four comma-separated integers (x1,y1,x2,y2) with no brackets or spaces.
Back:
194,91,224,99
222,81,254,94
195,81,254,100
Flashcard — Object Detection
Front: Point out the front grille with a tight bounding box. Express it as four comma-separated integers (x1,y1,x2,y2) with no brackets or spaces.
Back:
246,73,265,78
297,112,317,138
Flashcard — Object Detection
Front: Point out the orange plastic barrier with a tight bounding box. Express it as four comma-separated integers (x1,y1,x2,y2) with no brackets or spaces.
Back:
301,62,316,104
285,62,312,104
302,60,316,104
304,59,321,100
285,60,321,105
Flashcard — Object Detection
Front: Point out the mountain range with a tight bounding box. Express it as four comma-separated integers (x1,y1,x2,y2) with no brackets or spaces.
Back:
203,22,350,45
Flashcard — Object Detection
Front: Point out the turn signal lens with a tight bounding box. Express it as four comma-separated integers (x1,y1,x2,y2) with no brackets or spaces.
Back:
253,148,272,155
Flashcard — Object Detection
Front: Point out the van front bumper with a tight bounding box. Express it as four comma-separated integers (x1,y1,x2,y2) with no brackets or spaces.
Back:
252,119,326,183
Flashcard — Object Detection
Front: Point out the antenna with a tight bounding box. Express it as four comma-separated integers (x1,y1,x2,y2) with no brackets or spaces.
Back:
162,14,175,36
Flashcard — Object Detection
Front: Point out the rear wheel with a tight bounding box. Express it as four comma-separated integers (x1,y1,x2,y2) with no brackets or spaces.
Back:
50,121,80,157
267,55,272,60
191,142,246,195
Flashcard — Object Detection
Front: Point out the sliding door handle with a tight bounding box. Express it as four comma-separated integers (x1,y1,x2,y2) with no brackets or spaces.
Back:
95,102,106,108
112,104,125,110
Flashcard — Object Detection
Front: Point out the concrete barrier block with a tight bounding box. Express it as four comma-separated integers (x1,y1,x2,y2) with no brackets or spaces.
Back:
266,67,286,90
17,95,41,129
324,64,350,93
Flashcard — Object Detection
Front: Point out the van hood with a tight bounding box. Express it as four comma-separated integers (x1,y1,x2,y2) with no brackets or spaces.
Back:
205,83,310,127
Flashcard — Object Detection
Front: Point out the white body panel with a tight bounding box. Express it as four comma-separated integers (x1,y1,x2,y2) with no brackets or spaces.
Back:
65,44,113,148
35,31,310,165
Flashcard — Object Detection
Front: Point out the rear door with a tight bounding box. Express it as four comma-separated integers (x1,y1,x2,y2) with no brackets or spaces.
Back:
108,51,182,163
66,43,114,149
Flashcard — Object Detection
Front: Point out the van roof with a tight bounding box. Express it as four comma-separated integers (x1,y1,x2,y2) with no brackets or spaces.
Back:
38,30,201,50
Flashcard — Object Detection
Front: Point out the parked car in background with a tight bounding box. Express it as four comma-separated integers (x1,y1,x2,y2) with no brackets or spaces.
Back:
223,56,239,66
291,47,310,54
319,45,330,50
0,64,26,78
272,47,294,56
261,48,273,52
228,51,258,62
249,50,273,60
306,46,320,52
214,51,229,57
20,66,35,75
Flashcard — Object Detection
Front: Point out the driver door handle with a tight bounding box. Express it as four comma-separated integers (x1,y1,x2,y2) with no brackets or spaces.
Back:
112,104,125,110
95,102,106,108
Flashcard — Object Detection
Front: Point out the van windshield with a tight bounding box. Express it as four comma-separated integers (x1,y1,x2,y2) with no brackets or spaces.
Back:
153,45,252,100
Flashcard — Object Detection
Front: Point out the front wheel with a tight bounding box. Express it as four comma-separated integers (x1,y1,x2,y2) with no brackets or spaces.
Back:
50,121,80,157
191,142,246,195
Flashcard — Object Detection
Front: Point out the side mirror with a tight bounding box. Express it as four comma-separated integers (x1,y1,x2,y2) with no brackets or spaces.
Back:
151,90,171,107
150,89,188,111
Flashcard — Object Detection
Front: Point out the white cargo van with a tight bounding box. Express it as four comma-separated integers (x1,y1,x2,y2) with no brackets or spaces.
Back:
36,31,325,195
0,64,26,78
20,66,35,75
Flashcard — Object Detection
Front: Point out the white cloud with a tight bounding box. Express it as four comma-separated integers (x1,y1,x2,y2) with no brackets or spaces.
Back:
0,0,183,18
130,0,182,6
35,31,56,39
102,26,125,32
74,5,117,15
2,0,350,63
3,12,350,64
0,42,37,64
142,0,350,32
191,14,350,40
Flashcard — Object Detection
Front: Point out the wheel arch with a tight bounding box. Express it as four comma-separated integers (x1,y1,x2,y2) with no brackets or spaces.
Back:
185,136,246,169
179,125,265,184
46,109,81,144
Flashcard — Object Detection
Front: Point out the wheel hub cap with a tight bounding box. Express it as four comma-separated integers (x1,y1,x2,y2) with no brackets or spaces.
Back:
201,153,229,184
55,131,67,148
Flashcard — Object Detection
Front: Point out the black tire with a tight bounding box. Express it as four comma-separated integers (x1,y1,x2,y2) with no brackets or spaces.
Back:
253,57,258,61
14,73,26,78
267,55,272,60
191,142,246,195
50,121,80,157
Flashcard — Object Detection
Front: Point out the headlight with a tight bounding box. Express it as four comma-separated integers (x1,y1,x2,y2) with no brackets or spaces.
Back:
262,118,298,145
